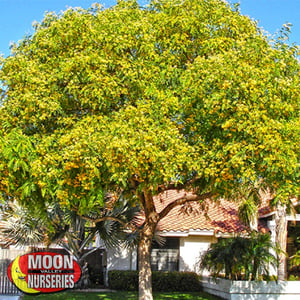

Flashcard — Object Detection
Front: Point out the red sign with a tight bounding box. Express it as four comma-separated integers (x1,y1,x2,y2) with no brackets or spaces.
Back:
7,252,81,294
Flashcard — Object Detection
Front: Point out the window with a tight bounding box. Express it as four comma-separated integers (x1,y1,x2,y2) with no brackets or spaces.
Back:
151,237,179,271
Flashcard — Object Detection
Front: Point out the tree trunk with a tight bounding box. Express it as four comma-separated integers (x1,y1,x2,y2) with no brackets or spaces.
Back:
275,202,288,280
250,216,258,232
138,226,154,300
76,260,90,288
137,191,159,300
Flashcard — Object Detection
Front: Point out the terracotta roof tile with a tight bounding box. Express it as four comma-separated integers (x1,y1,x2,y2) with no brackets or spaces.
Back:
258,191,273,216
154,190,250,234
258,195,299,217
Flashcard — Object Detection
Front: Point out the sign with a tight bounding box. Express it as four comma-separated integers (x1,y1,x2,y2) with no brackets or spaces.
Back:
7,251,81,294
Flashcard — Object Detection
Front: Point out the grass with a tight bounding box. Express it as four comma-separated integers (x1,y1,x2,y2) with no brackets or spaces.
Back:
22,290,222,300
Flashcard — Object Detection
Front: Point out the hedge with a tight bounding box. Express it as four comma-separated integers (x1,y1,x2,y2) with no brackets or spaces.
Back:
108,270,202,292
108,270,138,291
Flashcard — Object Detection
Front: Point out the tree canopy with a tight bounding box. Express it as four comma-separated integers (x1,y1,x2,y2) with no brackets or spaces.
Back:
0,0,298,212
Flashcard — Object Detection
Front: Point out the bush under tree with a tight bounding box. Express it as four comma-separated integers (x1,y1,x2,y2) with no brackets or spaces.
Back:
200,232,279,281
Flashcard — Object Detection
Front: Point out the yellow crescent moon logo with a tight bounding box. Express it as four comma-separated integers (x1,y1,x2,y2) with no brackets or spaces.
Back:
10,255,39,294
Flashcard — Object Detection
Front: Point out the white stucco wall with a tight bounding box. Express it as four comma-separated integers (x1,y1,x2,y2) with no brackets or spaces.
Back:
105,235,216,274
201,276,300,300
179,235,216,274
106,245,137,271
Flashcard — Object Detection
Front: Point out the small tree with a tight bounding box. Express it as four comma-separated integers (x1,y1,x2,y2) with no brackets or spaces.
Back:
234,182,262,231
248,231,280,280
200,232,279,281
0,198,139,287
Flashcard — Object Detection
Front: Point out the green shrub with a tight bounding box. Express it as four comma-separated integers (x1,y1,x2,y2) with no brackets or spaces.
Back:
89,268,104,286
288,274,299,281
108,270,138,291
108,270,202,292
200,232,279,281
152,271,201,292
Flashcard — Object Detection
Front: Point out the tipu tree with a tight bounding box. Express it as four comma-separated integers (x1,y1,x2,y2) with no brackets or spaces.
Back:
0,0,299,298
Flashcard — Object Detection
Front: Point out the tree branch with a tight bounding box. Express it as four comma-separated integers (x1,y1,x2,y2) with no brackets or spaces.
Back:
158,191,214,221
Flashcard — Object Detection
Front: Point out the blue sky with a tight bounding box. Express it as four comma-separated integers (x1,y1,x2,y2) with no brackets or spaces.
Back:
0,0,300,57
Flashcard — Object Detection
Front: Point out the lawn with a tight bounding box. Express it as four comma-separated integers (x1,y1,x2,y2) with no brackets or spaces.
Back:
22,290,222,300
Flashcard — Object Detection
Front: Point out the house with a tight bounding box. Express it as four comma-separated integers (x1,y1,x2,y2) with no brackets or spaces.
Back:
100,189,300,277
1,189,298,289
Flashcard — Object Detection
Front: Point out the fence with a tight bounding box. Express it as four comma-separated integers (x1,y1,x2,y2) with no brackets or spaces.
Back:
0,248,26,295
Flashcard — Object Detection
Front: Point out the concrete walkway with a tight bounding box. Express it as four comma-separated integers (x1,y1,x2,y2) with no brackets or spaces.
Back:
0,296,20,300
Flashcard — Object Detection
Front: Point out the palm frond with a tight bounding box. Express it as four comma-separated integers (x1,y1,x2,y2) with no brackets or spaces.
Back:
0,201,45,247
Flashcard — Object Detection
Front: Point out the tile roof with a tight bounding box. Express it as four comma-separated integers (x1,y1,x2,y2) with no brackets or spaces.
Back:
258,195,299,217
153,190,269,235
257,189,275,216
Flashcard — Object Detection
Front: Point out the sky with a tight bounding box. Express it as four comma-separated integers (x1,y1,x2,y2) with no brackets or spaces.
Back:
0,0,300,57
